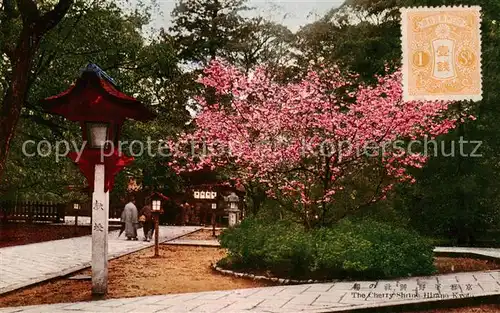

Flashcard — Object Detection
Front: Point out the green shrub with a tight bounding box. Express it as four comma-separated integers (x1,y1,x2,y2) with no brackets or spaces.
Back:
261,226,314,277
219,218,313,277
311,225,374,279
219,217,435,280
313,219,436,279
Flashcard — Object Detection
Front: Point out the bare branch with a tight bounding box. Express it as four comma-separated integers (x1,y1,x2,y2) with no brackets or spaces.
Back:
37,0,74,35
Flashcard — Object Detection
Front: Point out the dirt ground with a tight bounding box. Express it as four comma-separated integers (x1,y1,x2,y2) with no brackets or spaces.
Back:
0,245,271,308
434,257,500,274
409,304,500,313
182,229,222,240
0,222,96,248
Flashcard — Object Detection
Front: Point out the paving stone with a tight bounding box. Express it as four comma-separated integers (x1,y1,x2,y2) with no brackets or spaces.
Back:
122,295,175,306
153,293,203,305
285,294,320,305
0,226,201,295
189,300,236,313
313,293,345,304
248,287,286,299
9,303,75,313
274,285,312,295
280,303,332,312
117,303,169,313
303,283,336,293
59,301,107,311
94,299,132,308
255,297,293,308
250,307,302,313
195,292,232,300
217,299,264,312
478,282,500,292
0,308,25,313
20,309,97,313
160,300,209,312
230,288,263,298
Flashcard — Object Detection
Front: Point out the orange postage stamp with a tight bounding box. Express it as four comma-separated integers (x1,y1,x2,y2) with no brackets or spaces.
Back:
400,6,482,101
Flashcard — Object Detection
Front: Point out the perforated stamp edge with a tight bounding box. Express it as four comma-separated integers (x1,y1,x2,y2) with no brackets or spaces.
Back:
400,5,483,102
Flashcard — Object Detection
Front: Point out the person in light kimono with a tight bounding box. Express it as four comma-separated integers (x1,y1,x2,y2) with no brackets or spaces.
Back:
121,195,138,240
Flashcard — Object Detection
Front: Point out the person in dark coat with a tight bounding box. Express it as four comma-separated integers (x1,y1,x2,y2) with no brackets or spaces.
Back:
140,205,154,241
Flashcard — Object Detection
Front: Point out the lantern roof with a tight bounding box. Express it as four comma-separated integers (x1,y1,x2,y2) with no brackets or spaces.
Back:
149,192,170,201
187,183,245,195
41,63,155,123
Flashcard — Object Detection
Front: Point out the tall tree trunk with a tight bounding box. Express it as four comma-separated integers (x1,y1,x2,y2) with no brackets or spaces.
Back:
0,28,39,179
0,0,74,179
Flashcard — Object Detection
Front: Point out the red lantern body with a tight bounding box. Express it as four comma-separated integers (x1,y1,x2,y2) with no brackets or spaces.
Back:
42,64,155,191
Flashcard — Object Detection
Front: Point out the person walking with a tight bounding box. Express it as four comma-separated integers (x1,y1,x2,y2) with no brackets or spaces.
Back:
117,197,127,237
118,215,126,237
121,195,139,240
139,204,154,241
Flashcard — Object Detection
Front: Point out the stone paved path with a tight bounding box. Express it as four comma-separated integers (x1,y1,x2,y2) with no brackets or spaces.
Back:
0,226,201,295
1,270,499,312
435,246,500,259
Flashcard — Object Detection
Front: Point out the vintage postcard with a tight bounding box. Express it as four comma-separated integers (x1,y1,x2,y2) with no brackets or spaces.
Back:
401,6,482,101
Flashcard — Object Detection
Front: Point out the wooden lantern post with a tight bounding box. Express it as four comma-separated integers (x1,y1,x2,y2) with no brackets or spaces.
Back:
211,203,216,237
151,195,162,257
72,201,81,234
42,63,155,296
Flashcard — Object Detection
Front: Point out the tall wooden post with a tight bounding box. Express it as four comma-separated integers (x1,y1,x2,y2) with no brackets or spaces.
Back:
91,164,109,296
74,208,78,234
154,213,160,257
211,203,216,237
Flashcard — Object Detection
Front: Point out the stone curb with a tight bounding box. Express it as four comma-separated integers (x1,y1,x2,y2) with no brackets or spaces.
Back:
211,249,500,287
211,263,337,285
433,251,500,262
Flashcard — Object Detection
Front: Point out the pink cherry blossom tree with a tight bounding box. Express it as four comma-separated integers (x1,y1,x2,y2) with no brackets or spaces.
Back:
168,59,472,228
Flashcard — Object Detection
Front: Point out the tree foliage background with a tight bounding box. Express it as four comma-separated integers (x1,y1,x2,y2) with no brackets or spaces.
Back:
294,0,500,243
1,0,499,244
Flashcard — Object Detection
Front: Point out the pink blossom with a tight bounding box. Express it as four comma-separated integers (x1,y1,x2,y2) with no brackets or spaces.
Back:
168,59,471,210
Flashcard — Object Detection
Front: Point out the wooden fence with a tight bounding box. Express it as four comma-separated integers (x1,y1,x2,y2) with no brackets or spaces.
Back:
71,201,123,219
0,201,65,223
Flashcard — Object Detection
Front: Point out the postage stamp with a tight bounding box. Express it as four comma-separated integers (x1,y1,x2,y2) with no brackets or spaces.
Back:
401,6,482,101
